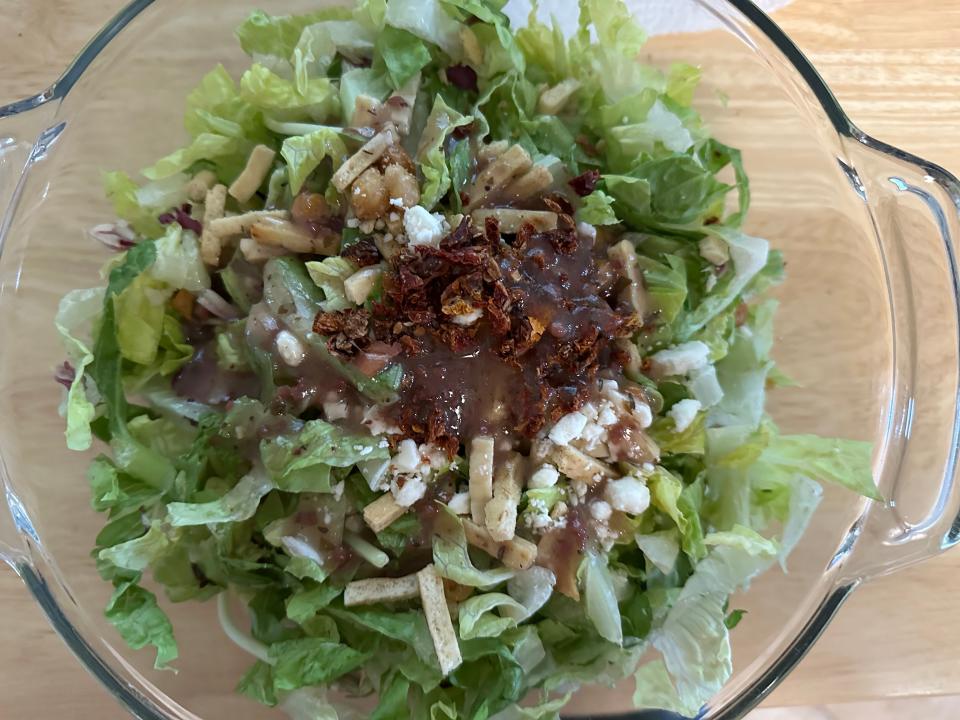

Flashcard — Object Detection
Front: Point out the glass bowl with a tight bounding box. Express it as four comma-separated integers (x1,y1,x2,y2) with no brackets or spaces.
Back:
1,1,959,718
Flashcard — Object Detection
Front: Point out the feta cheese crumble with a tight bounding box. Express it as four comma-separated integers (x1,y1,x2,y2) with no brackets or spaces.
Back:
649,341,711,377
528,464,559,489
668,398,702,433
604,477,651,515
403,206,446,247
275,330,306,367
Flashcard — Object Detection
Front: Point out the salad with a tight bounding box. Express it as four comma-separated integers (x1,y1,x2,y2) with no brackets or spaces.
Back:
56,1,880,718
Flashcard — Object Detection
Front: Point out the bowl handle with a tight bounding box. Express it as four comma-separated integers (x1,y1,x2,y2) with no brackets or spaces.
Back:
0,103,64,574
840,135,960,582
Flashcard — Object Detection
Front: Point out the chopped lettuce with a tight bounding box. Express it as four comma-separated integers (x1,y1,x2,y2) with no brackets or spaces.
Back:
281,127,348,194
433,508,515,588
305,256,359,311
260,420,389,493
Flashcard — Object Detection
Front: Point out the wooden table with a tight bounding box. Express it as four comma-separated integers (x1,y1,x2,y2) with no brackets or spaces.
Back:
1,0,959,716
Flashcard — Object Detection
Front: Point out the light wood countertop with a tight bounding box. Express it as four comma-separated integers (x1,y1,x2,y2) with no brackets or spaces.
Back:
1,0,959,716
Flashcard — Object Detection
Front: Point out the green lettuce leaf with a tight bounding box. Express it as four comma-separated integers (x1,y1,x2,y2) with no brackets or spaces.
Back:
235,9,352,59
580,552,623,646
416,96,475,209
577,190,619,226
167,471,274,527
762,434,878,501
102,171,168,238
340,67,392,125
237,661,278,707
91,240,158,439
648,410,706,455
98,523,173,572
376,27,431,90
648,468,706,561
458,593,524,640
185,65,264,142
105,578,178,670
240,64,340,123
384,0,463,57
441,0,525,73
633,659,701,717
149,224,210,293
305,256,359,311
286,582,342,624
260,420,389,493
635,529,681,575
269,637,370,691
371,672,412,720
651,542,776,712
56,288,105,451
433,508,515,588
281,127,348,194
142,133,241,181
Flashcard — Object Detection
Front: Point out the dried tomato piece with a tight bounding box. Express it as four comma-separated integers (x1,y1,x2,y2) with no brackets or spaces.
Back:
544,194,575,216
568,169,601,197
342,309,371,340
341,238,381,267
314,311,344,335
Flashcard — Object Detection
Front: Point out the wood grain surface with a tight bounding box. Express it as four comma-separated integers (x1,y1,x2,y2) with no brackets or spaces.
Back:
1,0,959,717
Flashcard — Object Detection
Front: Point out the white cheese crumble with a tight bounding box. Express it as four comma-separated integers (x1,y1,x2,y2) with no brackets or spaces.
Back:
389,197,405,208
362,405,401,436
649,341,711,377
403,206,446,247
604,477,651,515
529,464,560,489
448,492,471,515
668,398,702,433
392,439,420,474
275,330,306,367
577,221,597,241
322,399,348,421
549,411,589,445
391,476,427,507
633,402,653,429
589,500,613,522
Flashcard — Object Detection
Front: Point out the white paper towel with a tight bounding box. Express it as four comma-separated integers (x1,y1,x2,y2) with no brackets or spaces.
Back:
503,0,794,37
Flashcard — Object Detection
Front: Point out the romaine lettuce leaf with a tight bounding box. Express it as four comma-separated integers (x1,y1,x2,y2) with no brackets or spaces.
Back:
269,637,370,691
376,27,432,90
260,420,389,493
240,64,340,123
149,224,210,293
102,171,167,238
142,133,241,181
281,127,348,194
459,593,524,639
433,508,515,588
580,552,623,646
105,578,178,670
577,190,619,226
98,523,173,572
385,0,463,57
56,288,104,451
235,9,352,59
416,96,475,209
305,256,359,311
167,471,274,527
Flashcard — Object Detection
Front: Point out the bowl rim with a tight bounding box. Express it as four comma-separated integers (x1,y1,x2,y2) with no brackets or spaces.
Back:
1,2,960,720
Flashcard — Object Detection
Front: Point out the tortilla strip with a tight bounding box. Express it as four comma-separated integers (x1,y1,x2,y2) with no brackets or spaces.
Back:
363,493,407,533
344,575,420,607
417,564,462,676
